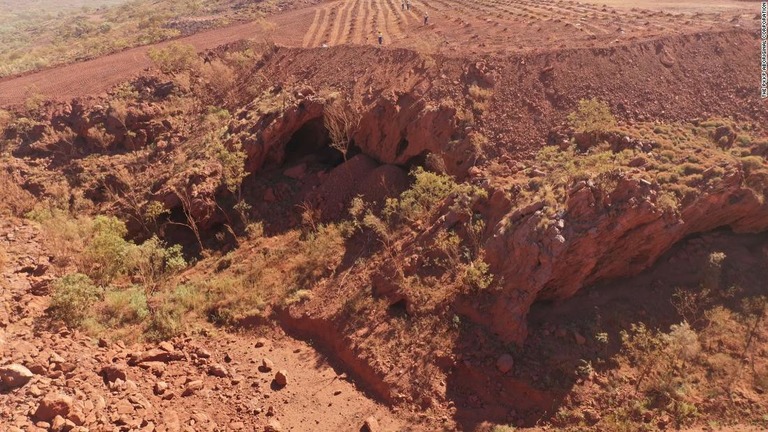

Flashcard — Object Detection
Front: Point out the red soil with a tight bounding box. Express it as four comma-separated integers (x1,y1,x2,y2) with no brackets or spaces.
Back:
0,0,759,106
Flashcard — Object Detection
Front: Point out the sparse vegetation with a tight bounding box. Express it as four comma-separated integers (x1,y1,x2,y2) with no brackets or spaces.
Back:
568,98,617,133
0,0,276,77
148,43,201,75
324,97,360,161
49,273,102,327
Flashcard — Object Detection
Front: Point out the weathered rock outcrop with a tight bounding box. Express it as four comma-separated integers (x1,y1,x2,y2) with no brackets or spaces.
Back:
483,168,768,342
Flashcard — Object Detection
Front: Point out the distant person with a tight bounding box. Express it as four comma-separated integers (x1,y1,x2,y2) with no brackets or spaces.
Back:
406,0,411,10
424,12,429,25
378,30,383,45
402,0,405,10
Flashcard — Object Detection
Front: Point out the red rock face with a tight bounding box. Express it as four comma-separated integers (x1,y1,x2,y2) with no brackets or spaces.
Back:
483,170,768,343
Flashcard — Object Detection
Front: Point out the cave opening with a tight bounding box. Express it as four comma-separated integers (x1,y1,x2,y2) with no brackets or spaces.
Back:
283,117,345,167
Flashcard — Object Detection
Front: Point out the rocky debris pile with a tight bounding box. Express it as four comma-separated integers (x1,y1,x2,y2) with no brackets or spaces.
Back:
0,327,300,431
3,218,392,432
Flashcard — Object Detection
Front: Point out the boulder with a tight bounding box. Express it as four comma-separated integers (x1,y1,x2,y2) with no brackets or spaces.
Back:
362,416,380,432
208,364,228,378
34,393,74,422
264,419,282,432
0,364,34,389
181,380,203,396
273,370,288,387
260,358,274,372
100,364,127,383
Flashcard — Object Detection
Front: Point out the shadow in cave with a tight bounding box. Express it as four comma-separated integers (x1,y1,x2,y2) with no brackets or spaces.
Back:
283,117,344,166
444,229,768,430
237,116,355,237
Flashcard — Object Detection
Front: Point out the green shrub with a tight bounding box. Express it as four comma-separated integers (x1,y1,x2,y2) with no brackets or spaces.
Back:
385,167,486,224
49,273,102,327
126,235,186,289
568,98,617,133
101,286,148,327
148,42,200,75
83,215,131,284
293,223,347,286
145,284,204,340
463,258,493,290
145,301,184,341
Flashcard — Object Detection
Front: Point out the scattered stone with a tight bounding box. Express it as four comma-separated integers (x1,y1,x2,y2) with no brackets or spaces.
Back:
260,358,274,372
0,364,34,389
100,364,127,383
97,338,109,348
34,393,74,422
229,421,245,430
51,415,69,432
158,341,175,352
362,416,380,432
255,338,267,348
68,409,86,426
208,363,228,378
273,370,288,387
27,362,46,375
128,349,184,365
264,419,282,432
496,354,515,373
114,398,134,415
154,381,169,395
182,380,203,396
196,348,212,359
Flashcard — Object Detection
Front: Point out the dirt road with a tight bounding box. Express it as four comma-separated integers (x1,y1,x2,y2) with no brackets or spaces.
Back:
0,16,308,106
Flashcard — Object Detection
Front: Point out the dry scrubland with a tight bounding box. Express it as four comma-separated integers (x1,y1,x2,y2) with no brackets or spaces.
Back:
0,0,767,430
0,0,285,78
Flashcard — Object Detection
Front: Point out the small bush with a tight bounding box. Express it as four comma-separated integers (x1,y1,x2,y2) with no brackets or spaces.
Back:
145,284,204,341
101,286,149,327
145,302,184,341
568,98,617,133
386,167,486,224
463,258,493,290
293,223,346,287
148,42,200,75
0,169,34,216
83,215,131,284
126,236,186,290
49,273,102,327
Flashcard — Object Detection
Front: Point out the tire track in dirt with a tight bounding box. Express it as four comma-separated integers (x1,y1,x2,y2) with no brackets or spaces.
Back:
317,4,339,45
351,0,370,43
303,7,326,47
372,0,391,44
313,5,334,46
336,0,360,45
381,0,407,41
384,0,412,29
329,0,354,45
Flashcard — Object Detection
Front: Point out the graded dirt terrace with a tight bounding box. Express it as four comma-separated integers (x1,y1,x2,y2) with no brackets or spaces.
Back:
0,0,759,106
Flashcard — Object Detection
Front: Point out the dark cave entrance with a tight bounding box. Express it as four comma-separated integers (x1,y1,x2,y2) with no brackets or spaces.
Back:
283,117,345,166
